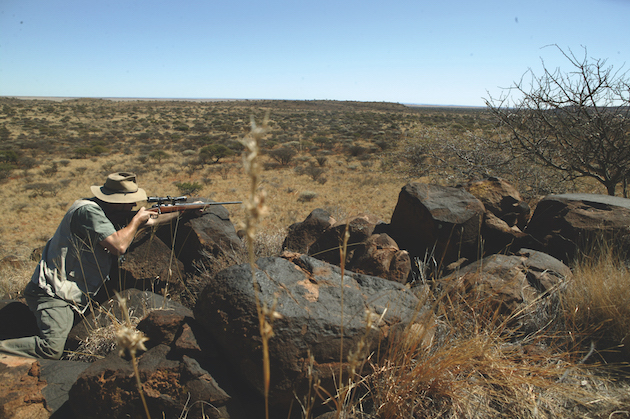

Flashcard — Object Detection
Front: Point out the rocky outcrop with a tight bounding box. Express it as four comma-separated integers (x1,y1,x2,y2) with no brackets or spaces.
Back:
8,180,630,418
439,248,570,318
525,193,630,263
194,253,429,409
390,183,485,268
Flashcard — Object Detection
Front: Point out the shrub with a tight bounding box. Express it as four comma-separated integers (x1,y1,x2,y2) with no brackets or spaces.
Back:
174,181,203,196
25,182,60,197
268,146,297,166
199,144,234,164
297,190,317,202
148,150,170,163
0,162,14,182
0,149,19,163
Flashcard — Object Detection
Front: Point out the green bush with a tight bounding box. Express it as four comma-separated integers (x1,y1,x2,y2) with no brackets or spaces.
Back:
0,162,15,182
199,144,234,164
149,150,170,162
174,181,203,196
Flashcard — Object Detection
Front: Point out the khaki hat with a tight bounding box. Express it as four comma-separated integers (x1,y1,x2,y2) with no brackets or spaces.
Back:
91,172,147,204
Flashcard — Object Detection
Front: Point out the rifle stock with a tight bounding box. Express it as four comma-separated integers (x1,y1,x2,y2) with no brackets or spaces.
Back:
146,196,242,214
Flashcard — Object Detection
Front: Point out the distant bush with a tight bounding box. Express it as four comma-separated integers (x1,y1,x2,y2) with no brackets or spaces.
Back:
174,181,203,196
268,146,297,166
199,144,234,164
0,162,14,182
25,182,59,197
297,190,317,202
149,150,170,163
0,149,19,163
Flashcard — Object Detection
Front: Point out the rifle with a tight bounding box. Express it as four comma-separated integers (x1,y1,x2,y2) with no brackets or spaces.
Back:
146,196,242,217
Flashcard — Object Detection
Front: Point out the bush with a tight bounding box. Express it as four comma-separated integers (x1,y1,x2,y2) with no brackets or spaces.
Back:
199,144,234,164
174,181,203,196
297,190,317,202
268,147,297,166
149,150,170,163
0,162,14,182
0,149,19,163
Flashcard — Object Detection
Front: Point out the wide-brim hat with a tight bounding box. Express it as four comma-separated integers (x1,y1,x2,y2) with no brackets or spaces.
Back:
91,172,147,204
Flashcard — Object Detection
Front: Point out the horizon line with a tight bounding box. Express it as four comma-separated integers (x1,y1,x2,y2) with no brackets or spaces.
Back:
0,95,486,109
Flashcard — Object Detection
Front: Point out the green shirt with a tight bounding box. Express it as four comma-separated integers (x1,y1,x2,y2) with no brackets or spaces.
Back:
31,199,117,312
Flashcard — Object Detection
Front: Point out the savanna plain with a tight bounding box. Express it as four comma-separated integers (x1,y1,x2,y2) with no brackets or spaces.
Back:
1,97,630,418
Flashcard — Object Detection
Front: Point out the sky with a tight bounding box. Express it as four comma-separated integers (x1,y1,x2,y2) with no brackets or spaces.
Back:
0,0,628,107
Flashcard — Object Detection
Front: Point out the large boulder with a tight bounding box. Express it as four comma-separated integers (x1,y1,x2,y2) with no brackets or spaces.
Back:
155,205,245,304
439,249,571,319
525,193,630,263
109,230,185,296
194,253,429,411
390,183,485,268
156,204,244,271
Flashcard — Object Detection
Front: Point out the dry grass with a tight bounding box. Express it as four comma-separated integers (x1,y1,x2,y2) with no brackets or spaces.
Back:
330,269,630,419
562,245,630,361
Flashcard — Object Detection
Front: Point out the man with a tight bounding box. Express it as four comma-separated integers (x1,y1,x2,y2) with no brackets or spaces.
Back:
0,172,178,359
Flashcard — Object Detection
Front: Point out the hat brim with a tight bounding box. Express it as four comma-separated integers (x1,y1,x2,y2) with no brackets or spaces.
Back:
91,185,147,204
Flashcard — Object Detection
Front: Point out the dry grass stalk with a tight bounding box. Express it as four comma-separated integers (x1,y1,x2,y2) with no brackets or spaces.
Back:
114,291,151,419
240,115,278,419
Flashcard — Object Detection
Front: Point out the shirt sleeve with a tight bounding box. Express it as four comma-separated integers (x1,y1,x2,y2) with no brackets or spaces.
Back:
70,203,117,246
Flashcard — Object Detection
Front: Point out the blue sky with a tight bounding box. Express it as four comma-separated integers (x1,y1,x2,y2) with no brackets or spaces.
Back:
0,0,628,106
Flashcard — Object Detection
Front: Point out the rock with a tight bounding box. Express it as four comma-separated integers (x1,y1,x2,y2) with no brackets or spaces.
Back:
109,230,185,297
439,249,570,316
525,193,630,263
0,355,48,419
66,289,187,353
282,208,336,254
308,214,382,266
136,305,194,349
0,300,39,340
194,254,429,410
68,344,231,419
390,183,485,268
480,211,529,255
348,233,411,283
157,204,244,268
155,205,245,302
39,358,91,417
463,177,530,229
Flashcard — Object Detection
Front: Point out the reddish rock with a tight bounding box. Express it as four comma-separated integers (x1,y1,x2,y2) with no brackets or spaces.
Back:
349,233,411,283
0,355,49,419
463,177,530,229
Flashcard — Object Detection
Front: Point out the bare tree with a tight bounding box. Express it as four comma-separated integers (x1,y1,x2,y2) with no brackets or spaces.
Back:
486,45,630,196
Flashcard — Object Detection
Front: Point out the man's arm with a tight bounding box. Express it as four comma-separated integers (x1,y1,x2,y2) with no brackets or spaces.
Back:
100,207,179,255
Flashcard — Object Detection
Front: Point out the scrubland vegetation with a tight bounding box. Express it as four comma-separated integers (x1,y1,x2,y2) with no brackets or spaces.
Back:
1,97,629,418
